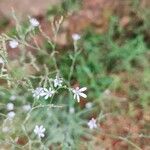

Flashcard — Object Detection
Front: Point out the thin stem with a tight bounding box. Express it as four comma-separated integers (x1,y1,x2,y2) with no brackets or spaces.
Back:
68,54,76,85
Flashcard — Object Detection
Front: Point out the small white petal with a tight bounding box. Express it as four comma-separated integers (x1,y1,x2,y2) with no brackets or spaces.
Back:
40,133,45,137
41,128,45,132
73,94,76,100
7,111,15,119
34,125,38,131
79,87,87,92
43,88,48,92
44,95,48,99
9,40,18,48
79,93,87,98
39,125,43,130
53,76,63,88
72,33,81,41
29,18,39,27
77,95,80,102
6,103,14,111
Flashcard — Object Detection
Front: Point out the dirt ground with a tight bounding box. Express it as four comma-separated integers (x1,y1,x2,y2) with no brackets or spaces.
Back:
0,0,60,18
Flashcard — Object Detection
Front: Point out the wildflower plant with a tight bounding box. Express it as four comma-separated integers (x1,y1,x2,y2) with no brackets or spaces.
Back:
0,7,148,149
0,13,99,149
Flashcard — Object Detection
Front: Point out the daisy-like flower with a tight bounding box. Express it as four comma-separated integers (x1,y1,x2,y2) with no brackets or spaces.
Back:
72,87,87,102
32,87,45,99
22,104,31,112
7,111,15,120
42,88,55,99
6,103,14,111
53,75,63,88
29,18,39,27
72,33,81,41
87,118,97,129
34,125,45,138
9,40,18,49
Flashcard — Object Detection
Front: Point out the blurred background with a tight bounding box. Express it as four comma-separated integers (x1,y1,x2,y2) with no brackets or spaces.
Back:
0,0,150,149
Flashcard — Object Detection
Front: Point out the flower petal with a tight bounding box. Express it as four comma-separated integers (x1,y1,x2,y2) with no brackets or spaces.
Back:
79,93,87,98
73,94,76,100
77,95,80,102
45,95,48,99
40,133,45,137
41,128,45,132
79,87,87,92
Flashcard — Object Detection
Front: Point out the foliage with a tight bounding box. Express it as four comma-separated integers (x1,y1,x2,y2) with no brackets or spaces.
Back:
0,0,150,149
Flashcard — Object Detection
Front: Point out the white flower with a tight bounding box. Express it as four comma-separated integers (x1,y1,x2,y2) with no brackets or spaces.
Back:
72,87,87,102
69,107,75,114
9,40,18,48
53,75,63,88
72,33,81,41
29,18,39,27
87,118,97,129
32,87,45,99
34,125,45,138
6,103,14,111
7,111,15,120
85,102,92,109
10,95,16,101
22,104,31,112
42,88,55,99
